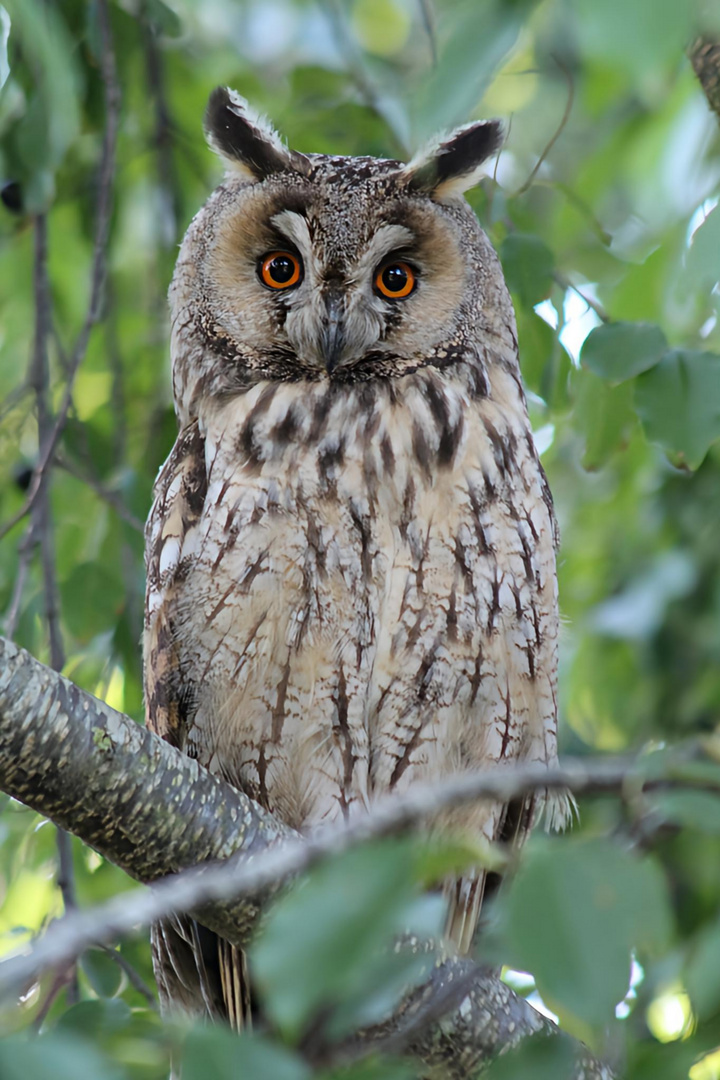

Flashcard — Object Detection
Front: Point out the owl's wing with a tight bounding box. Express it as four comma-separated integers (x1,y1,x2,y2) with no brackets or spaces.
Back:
144,419,206,747
444,454,566,955
144,421,249,1027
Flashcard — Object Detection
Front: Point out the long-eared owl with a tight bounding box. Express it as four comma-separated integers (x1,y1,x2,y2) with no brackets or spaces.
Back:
144,87,568,1025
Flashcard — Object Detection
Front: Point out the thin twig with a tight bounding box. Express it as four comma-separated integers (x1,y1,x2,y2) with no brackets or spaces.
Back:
141,0,182,244
56,831,77,912
0,755,663,1000
30,210,79,1004
105,285,127,465
3,519,36,640
35,452,63,670
103,289,147,637
0,633,711,1000
4,215,53,643
38,508,63,670
485,113,512,224
417,0,437,67
321,0,380,114
553,180,612,245
513,56,574,197
554,271,610,324
0,381,31,426
100,945,158,1009
0,0,120,544
54,454,144,533
31,963,76,1031
28,211,54,541
320,0,410,157
55,829,78,1004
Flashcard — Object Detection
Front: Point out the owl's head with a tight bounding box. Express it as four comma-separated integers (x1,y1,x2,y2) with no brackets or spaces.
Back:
171,88,514,423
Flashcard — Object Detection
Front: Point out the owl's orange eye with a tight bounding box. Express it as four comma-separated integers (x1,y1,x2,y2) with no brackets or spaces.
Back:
374,261,416,299
259,251,302,290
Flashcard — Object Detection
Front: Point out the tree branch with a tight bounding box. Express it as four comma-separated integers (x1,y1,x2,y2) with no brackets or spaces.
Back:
141,0,183,245
29,209,79,1002
53,453,144,533
0,636,631,1076
0,636,291,947
0,0,120,544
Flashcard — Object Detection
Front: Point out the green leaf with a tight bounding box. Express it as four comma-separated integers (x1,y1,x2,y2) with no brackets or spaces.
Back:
144,0,183,37
646,791,720,835
81,947,124,998
572,0,693,78
685,205,720,293
500,234,555,309
3,0,81,209
252,840,437,1041
609,243,677,323
413,834,507,884
409,0,528,140
571,368,636,469
580,322,667,384
503,838,672,1026
0,1033,122,1080
516,309,572,409
517,308,555,393
60,562,125,642
331,936,436,1039
685,919,720,1019
56,998,132,1036
181,1028,310,1080
634,349,720,469
625,1038,700,1080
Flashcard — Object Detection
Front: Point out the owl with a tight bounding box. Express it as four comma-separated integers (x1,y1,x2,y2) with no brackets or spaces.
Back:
144,87,568,1026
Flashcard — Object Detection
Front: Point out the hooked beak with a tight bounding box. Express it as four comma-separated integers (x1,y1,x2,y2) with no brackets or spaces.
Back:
322,293,344,374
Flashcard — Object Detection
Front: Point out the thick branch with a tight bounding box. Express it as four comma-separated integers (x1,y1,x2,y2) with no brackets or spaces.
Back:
361,959,615,1080
0,636,292,948
0,637,642,915
0,636,624,1076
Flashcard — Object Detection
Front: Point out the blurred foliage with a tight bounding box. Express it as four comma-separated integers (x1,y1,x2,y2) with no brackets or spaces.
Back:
1,0,720,1076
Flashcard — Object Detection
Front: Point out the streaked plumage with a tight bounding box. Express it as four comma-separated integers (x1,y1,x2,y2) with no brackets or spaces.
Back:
144,88,568,1025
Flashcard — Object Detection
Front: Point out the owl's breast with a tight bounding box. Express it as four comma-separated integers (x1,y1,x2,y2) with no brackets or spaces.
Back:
164,367,558,829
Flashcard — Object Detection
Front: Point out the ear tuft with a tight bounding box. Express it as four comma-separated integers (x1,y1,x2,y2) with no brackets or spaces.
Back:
204,87,310,181
403,120,503,201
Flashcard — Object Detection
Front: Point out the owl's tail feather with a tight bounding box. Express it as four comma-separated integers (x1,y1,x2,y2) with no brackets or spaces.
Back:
218,938,252,1031
540,787,577,832
151,917,252,1032
445,794,537,955
445,871,488,956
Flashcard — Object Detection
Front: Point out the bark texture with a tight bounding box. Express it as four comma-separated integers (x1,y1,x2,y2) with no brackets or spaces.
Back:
0,635,290,945
0,636,615,1078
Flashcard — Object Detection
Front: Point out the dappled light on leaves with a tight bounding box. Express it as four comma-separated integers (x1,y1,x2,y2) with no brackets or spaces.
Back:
646,986,694,1044
0,0,719,1076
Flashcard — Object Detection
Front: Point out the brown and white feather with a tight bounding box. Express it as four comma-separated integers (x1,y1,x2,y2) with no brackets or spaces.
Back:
144,95,569,1025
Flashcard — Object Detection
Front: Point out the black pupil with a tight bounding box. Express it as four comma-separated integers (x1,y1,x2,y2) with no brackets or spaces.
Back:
382,264,408,293
269,255,295,283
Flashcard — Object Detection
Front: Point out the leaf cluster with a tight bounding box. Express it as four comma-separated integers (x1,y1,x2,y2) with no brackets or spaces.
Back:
1,0,720,1077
